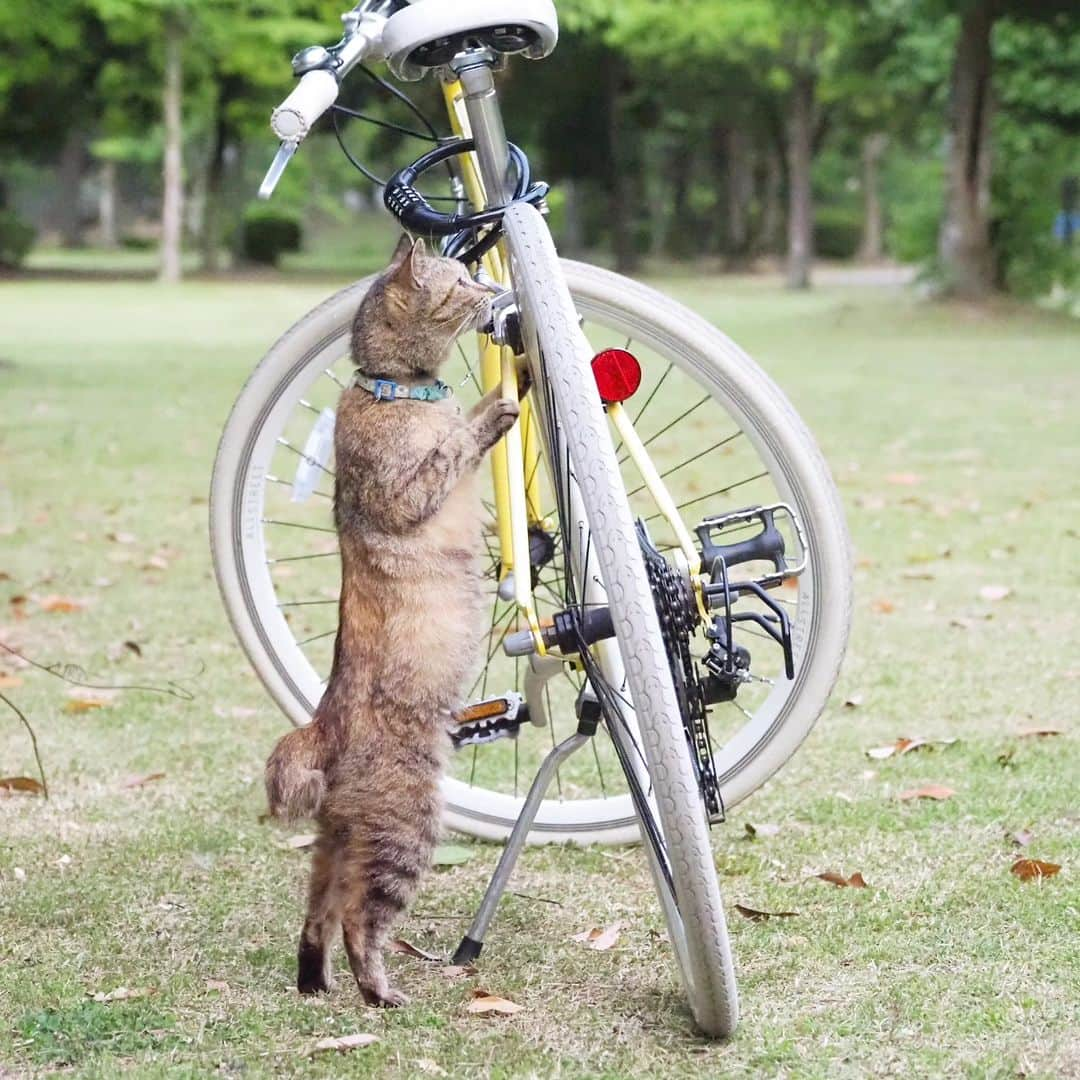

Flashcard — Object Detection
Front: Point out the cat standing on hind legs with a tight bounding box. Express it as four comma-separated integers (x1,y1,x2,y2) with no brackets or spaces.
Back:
264,234,519,1006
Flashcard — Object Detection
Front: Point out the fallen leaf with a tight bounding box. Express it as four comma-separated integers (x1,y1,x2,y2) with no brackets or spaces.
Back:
90,986,156,1003
0,776,44,795
571,923,621,951
390,938,442,963
467,989,523,1015
1016,727,1062,739
38,595,86,613
978,584,1012,602
0,571,10,581
886,472,921,486
1010,830,1033,848
123,771,165,789
744,822,781,838
64,690,116,713
0,673,23,688
734,904,799,922
871,599,895,614
285,834,316,849
205,979,229,993
902,569,936,581
107,531,137,544
309,1033,378,1054
898,784,955,801
439,964,478,979
1010,859,1061,882
865,737,957,760
123,640,142,658
843,694,864,709
815,871,868,888
432,844,473,867
144,554,170,571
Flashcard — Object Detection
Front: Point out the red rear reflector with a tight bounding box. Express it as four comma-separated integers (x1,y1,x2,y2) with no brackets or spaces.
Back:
591,348,642,404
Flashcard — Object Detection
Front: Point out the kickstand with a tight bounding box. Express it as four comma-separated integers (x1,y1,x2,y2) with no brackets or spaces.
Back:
451,717,596,965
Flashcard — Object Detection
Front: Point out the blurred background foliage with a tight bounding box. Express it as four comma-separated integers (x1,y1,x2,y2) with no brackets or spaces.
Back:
0,0,1076,301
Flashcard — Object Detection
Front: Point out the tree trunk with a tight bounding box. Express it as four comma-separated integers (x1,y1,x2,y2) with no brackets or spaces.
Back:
938,2,995,298
760,145,785,255
559,177,585,256
159,14,184,284
98,160,118,248
726,126,753,258
859,133,888,262
55,131,87,249
606,56,639,274
786,69,816,289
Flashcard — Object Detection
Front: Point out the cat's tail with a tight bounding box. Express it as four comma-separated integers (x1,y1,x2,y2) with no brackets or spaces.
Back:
265,725,326,820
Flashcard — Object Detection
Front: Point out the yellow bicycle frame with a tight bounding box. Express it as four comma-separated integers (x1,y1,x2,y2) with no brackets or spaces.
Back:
441,79,705,654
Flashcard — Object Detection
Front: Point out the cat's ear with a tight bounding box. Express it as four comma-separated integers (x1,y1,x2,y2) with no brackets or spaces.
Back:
388,233,414,270
389,235,428,288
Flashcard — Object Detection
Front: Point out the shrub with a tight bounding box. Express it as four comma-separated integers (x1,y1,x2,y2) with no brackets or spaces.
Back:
238,205,302,266
0,211,35,267
814,205,862,259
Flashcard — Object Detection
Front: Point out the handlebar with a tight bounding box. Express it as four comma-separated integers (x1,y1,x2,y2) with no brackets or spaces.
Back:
259,2,391,198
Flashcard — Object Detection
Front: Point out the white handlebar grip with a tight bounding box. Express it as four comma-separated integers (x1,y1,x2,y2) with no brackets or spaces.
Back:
271,70,339,142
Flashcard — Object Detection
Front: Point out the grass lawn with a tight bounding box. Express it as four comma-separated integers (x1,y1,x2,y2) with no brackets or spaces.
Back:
1,271,1077,1078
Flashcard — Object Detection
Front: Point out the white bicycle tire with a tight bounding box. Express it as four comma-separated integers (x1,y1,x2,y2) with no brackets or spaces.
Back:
502,202,739,1036
209,258,851,847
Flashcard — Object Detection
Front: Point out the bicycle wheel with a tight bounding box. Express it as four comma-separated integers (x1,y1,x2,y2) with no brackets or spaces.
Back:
501,202,737,1035
210,249,850,846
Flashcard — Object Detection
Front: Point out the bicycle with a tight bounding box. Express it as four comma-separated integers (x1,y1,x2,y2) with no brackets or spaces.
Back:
210,0,853,1038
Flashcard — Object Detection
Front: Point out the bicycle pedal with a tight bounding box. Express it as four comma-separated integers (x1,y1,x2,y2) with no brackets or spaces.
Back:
450,692,528,750
696,501,807,589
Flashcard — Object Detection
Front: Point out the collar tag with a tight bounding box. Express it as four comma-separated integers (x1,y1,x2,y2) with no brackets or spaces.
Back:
353,372,453,404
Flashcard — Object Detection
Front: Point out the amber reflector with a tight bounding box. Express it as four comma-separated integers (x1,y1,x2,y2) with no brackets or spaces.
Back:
591,348,642,404
455,698,508,724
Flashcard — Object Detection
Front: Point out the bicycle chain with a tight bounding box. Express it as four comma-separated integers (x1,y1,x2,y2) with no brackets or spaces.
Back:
636,525,724,822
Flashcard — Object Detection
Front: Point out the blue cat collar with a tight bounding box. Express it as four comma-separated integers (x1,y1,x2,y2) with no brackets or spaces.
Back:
352,372,453,403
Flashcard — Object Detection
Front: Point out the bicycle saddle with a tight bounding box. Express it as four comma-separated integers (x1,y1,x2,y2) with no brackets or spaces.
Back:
383,0,559,81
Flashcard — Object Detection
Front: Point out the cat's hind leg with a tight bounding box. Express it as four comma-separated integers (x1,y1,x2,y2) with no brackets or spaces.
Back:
339,824,435,1007
297,835,339,994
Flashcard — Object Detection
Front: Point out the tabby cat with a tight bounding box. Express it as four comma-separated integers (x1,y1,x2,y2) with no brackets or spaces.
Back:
265,235,519,1006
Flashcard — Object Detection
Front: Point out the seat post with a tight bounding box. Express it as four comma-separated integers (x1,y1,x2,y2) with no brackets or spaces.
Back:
453,54,512,208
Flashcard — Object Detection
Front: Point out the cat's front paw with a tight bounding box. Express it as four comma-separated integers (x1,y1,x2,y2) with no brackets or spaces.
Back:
478,397,520,449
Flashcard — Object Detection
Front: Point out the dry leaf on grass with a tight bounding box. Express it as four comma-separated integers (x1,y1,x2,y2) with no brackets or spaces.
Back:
90,986,156,1003
439,964,477,979
744,822,781,838
815,871,868,888
978,584,1012,602
0,776,45,795
107,531,137,545
38,595,86,613
886,472,922,486
123,772,165,789
871,599,896,615
284,834,316,850
64,690,116,713
1011,858,1061,881
390,938,442,963
0,673,23,688
842,694,864,709
467,989,523,1015
308,1033,378,1055
865,737,957,760
144,554,170,571
1016,726,1062,739
734,904,799,922
1010,830,1034,848
571,923,622,950
897,784,955,801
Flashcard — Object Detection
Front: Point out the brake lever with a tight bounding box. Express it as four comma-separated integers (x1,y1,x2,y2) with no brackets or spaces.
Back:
258,141,298,200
